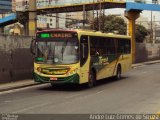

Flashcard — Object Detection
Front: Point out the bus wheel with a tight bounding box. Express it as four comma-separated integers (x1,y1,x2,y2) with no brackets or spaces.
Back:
88,70,96,88
116,65,121,80
50,83,54,87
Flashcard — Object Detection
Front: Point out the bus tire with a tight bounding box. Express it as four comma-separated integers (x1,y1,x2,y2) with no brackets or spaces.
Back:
88,70,96,88
50,83,54,87
116,65,121,80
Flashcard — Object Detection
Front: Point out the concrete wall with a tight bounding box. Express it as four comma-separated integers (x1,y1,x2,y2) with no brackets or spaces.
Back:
0,35,33,83
135,43,160,63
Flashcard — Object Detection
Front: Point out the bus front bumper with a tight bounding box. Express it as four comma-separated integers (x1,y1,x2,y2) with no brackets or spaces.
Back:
34,73,80,84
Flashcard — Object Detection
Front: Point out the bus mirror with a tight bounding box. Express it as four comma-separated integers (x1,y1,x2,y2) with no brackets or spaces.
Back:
30,39,36,55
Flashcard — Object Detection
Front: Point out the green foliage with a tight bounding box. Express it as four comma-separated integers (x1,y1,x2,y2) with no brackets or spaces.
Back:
91,15,149,43
135,24,149,43
91,15,127,35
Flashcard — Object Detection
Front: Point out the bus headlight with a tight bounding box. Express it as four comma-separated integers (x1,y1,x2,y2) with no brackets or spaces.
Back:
37,67,42,72
67,68,78,76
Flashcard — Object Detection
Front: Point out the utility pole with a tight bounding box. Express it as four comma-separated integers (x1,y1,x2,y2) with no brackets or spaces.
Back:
55,0,59,28
151,0,158,43
98,0,102,31
98,0,104,31
92,0,95,30
83,4,86,29
28,0,37,36
150,11,153,43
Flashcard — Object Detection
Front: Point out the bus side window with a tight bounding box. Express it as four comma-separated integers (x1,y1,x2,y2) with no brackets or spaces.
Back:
118,39,131,54
105,38,115,55
125,40,131,54
80,36,89,67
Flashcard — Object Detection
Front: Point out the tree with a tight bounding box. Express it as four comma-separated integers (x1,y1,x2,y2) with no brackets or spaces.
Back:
91,15,127,35
135,24,149,43
91,15,149,43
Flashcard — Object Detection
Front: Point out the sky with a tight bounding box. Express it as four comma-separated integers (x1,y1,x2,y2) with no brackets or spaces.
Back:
105,8,160,22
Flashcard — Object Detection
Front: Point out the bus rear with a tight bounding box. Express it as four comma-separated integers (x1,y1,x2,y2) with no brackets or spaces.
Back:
32,30,80,85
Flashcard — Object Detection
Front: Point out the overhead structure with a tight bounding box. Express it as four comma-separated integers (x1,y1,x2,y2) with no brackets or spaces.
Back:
37,1,126,14
0,14,17,27
125,2,160,63
126,2,160,11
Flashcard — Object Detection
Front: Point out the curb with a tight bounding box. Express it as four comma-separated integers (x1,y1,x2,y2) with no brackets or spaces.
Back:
132,60,160,68
0,80,40,92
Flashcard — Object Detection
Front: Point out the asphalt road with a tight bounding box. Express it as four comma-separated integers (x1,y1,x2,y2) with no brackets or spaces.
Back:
0,63,160,114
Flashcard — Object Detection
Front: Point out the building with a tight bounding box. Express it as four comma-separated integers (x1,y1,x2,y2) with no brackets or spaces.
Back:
66,11,93,28
4,23,24,35
12,0,16,12
37,0,66,29
37,13,66,29
15,0,29,11
0,0,12,13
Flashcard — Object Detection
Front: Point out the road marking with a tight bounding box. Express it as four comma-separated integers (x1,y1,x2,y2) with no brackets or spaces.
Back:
12,103,50,113
12,90,101,113
143,71,147,74
4,100,12,103
132,65,147,69
65,93,83,99
65,90,104,99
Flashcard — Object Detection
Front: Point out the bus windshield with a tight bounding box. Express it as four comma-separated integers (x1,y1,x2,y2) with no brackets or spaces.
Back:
35,39,79,65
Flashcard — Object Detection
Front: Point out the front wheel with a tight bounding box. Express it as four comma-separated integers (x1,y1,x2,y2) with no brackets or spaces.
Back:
50,83,54,87
116,66,121,80
88,70,96,88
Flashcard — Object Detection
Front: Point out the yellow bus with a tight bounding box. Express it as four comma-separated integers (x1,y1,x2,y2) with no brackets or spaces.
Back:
30,29,132,87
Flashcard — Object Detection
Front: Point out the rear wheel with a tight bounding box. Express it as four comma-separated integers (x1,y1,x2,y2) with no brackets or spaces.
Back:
88,70,96,88
116,65,121,80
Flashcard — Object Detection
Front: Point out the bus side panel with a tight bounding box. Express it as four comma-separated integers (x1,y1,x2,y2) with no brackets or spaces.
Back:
90,54,117,80
79,35,90,84
96,62,114,80
79,56,90,84
121,54,132,73
113,38,132,75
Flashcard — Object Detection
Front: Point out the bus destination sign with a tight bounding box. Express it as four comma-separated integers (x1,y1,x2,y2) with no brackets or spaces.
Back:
38,33,73,38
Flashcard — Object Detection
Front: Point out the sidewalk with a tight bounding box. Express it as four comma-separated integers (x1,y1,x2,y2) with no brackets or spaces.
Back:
0,60,160,92
0,79,39,92
132,60,160,68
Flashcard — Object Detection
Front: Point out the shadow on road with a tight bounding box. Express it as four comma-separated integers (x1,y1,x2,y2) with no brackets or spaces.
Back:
38,76,128,92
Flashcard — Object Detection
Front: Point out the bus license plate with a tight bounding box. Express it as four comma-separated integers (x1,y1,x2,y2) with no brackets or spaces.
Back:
50,77,57,80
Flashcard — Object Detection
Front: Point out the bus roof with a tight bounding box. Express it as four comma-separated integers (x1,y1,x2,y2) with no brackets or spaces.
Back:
75,29,131,39
36,29,77,33
37,29,131,39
